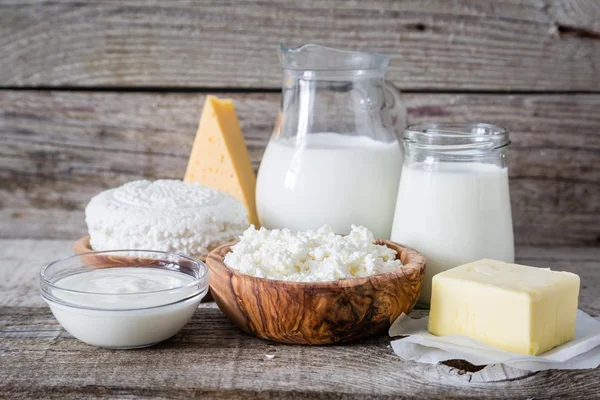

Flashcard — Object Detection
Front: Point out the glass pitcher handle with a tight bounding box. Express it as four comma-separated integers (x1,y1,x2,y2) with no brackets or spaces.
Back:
384,80,407,137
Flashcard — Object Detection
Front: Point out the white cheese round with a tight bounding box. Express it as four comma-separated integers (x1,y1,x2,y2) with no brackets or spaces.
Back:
224,225,402,282
85,180,248,258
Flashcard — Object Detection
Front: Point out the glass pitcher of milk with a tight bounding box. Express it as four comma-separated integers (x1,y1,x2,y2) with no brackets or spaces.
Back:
391,123,515,305
256,44,406,239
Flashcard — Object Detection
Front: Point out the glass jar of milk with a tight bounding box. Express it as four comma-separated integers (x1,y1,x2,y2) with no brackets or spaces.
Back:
391,123,515,305
256,44,406,239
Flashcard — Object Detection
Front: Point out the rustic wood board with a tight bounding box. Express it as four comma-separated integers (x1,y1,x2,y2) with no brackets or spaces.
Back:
0,0,599,90
1,91,599,245
1,239,599,399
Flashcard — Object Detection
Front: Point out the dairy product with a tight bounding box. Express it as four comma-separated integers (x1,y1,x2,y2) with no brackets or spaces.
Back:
256,133,402,239
45,268,207,348
184,95,259,226
224,225,402,282
428,259,580,355
391,162,514,304
85,179,248,258
55,268,198,308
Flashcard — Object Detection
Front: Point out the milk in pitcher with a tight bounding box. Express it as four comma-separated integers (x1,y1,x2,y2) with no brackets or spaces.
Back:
257,133,402,239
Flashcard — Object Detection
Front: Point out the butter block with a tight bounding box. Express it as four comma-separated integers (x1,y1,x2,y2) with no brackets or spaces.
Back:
184,95,259,227
428,259,580,355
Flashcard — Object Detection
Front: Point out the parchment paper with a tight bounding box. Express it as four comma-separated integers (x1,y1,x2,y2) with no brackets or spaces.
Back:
389,310,600,371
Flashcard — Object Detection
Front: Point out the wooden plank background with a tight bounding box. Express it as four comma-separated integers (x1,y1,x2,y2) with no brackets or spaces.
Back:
1,0,599,247
1,0,599,90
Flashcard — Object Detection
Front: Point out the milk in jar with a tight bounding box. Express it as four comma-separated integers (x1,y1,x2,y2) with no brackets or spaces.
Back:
257,133,402,239
391,123,514,305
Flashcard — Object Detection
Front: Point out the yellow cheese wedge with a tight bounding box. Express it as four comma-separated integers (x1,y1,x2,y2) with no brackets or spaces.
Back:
184,95,259,227
428,259,580,355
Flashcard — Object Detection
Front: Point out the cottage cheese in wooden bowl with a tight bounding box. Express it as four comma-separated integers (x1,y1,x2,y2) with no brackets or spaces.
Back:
224,225,402,281
207,225,426,345
82,179,248,258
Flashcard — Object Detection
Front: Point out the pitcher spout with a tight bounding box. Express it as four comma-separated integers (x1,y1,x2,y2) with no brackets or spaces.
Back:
278,44,389,73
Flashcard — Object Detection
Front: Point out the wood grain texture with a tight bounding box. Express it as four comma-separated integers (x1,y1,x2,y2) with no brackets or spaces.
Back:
1,239,599,399
1,91,599,245
206,240,425,345
0,0,599,90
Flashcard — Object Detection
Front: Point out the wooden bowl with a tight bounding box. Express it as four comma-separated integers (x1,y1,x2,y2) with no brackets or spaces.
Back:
206,240,426,345
73,235,95,256
73,236,213,301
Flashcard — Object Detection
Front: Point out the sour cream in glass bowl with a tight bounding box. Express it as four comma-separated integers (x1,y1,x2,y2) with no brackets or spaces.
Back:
40,250,209,349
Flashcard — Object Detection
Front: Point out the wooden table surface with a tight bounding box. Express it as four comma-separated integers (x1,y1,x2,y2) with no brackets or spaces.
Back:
1,240,599,399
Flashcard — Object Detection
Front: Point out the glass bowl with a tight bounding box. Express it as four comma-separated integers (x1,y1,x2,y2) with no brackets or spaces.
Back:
40,250,209,349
